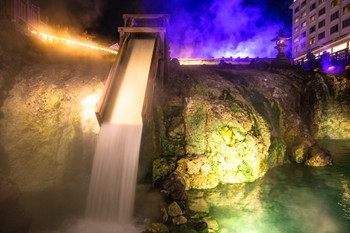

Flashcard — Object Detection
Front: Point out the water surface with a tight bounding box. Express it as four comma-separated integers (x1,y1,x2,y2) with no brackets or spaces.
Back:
192,140,350,233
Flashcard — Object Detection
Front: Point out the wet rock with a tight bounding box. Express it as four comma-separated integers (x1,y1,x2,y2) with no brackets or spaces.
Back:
176,157,219,190
291,143,308,163
168,202,183,217
152,158,176,182
161,207,168,222
145,223,169,233
0,173,31,233
194,221,209,233
268,137,286,168
305,145,333,166
188,198,209,214
172,215,187,225
202,216,220,233
156,171,187,206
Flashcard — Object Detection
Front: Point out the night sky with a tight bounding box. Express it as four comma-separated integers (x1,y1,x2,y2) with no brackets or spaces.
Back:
37,0,293,58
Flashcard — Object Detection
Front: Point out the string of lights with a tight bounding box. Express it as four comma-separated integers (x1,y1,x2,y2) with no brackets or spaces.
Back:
31,31,119,55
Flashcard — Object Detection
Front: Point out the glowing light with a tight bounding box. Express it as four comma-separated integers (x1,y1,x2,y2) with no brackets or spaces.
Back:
80,94,101,134
328,66,335,71
178,58,252,66
31,31,118,55
333,43,347,53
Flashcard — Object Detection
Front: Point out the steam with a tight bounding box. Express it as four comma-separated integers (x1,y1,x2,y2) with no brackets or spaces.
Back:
142,0,290,58
39,0,106,30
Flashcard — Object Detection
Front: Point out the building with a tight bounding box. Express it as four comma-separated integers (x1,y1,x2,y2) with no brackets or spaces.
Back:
0,0,47,33
290,0,350,64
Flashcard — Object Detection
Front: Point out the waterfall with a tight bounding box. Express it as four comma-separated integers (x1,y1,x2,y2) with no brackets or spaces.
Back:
83,37,156,230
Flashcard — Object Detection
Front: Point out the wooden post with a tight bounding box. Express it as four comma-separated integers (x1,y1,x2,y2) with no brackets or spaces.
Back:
13,0,18,22
38,5,40,31
26,0,29,31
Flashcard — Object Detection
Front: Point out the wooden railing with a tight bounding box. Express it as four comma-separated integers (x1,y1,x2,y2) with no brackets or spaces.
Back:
1,0,47,33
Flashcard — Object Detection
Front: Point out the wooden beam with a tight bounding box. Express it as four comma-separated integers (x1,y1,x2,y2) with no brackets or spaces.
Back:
123,14,170,20
118,27,166,33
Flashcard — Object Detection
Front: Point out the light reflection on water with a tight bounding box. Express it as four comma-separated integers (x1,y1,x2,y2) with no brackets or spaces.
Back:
189,140,350,233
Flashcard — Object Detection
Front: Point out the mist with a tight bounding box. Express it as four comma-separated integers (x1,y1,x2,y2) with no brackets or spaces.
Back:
142,0,292,58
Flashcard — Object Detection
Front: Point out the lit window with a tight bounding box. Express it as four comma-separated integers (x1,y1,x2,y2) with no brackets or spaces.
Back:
302,1,307,8
319,19,326,28
302,21,307,27
295,27,300,33
331,11,339,21
331,0,339,8
295,17,300,23
302,11,306,18
318,31,325,40
310,15,316,22
294,37,300,43
343,18,350,28
330,24,339,34
310,37,316,44
344,4,350,14
294,46,298,53
319,7,326,16
310,26,316,33
310,3,316,11
295,7,300,14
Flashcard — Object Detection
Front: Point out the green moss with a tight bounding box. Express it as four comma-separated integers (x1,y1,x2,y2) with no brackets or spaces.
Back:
152,158,177,182
184,98,207,155
291,143,308,163
268,137,286,168
237,161,254,182
218,126,235,146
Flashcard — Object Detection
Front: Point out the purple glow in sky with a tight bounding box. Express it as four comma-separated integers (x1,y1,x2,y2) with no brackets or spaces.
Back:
38,0,292,59
143,0,291,58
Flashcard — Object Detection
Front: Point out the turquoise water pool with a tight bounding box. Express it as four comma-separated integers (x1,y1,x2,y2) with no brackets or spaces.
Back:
191,140,350,233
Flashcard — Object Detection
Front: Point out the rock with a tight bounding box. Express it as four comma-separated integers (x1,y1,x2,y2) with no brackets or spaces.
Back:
291,143,308,163
305,145,333,166
268,137,286,168
176,157,219,190
202,216,220,233
156,172,187,205
172,215,187,225
168,202,183,217
152,158,176,182
161,207,168,222
194,221,209,233
145,223,169,233
0,173,31,233
188,198,209,214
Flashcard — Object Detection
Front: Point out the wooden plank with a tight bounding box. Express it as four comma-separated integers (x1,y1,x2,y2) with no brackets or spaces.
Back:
123,14,170,20
142,37,159,119
118,27,166,33
95,34,130,124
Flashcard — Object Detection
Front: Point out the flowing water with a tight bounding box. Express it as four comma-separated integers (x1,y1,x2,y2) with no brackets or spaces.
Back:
191,140,350,233
84,36,156,231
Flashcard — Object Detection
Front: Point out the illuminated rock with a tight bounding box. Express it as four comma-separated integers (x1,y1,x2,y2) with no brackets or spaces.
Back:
202,216,219,233
172,215,187,225
145,223,169,233
167,201,183,217
152,158,176,182
305,145,332,166
291,143,308,163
